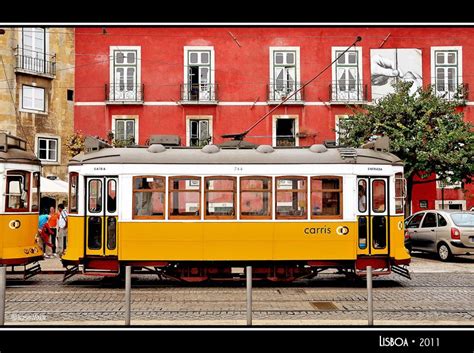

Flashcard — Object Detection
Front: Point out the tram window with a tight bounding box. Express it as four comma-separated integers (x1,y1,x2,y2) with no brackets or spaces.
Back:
88,179,102,213
358,180,367,213
240,177,272,219
310,177,342,219
169,176,201,219
133,176,165,219
31,172,40,212
372,180,386,213
107,180,117,213
275,177,307,219
5,171,30,212
204,177,236,219
395,172,405,214
69,172,79,214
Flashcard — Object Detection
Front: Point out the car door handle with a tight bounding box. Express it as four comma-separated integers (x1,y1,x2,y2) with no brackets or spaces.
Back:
431,229,435,232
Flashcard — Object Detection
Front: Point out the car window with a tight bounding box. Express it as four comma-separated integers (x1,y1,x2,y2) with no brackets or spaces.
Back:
404,215,413,227
437,214,448,227
421,212,437,228
407,213,424,228
450,213,474,227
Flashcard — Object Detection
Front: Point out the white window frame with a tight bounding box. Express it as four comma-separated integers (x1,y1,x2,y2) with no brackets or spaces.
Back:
109,46,141,101
35,134,60,164
111,115,139,144
20,27,49,73
272,115,299,147
435,200,466,211
431,46,463,99
335,114,351,145
20,84,46,112
269,47,301,101
331,46,363,101
185,116,213,147
183,46,215,101
436,173,462,189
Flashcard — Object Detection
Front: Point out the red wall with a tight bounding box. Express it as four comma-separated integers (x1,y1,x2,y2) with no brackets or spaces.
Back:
74,27,474,212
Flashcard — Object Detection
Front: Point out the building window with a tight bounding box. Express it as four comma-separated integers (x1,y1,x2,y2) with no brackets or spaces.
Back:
169,176,201,219
204,177,236,219
311,177,343,219
67,89,74,101
183,47,215,102
37,137,58,162
189,119,211,147
269,47,301,101
113,117,137,145
133,176,165,219
20,28,46,73
240,177,272,219
273,116,298,147
431,47,462,100
109,46,141,101
275,177,307,219
22,85,45,111
419,200,428,209
331,47,363,102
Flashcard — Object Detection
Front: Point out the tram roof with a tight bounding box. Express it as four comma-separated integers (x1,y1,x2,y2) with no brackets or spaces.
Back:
69,145,404,166
0,148,41,165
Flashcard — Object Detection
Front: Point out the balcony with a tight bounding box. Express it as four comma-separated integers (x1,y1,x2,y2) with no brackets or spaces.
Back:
329,81,367,104
14,46,56,78
434,83,469,104
267,82,304,104
105,84,144,104
180,83,218,104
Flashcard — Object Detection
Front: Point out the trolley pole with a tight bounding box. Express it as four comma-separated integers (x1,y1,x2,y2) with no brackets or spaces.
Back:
125,265,132,326
246,266,252,326
367,266,373,326
0,266,6,326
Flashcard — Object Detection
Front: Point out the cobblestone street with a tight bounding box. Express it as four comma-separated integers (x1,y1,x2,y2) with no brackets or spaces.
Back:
2,253,474,326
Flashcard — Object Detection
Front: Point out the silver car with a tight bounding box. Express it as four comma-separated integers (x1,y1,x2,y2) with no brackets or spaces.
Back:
405,210,474,261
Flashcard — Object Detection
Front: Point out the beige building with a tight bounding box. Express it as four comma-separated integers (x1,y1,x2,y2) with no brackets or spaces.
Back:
0,27,74,182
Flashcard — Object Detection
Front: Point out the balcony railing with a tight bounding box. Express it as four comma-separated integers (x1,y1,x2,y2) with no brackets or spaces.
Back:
268,82,304,103
275,136,296,147
329,81,367,103
14,46,56,77
106,83,144,103
180,83,218,103
434,83,469,102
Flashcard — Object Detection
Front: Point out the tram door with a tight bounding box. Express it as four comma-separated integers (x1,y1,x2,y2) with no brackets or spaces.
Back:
85,177,118,257
356,177,389,256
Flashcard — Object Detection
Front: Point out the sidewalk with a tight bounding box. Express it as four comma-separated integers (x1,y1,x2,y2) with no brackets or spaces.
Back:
39,257,65,274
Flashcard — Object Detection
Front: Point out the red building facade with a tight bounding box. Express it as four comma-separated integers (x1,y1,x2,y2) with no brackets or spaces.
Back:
74,26,474,213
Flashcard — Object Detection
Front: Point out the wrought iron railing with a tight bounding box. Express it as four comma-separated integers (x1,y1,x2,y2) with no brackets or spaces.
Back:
434,83,469,102
181,83,218,102
329,81,367,103
268,82,304,102
276,136,296,147
106,83,144,102
14,46,56,76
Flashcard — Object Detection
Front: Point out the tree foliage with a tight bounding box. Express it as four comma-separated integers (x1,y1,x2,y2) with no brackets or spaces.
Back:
338,81,473,212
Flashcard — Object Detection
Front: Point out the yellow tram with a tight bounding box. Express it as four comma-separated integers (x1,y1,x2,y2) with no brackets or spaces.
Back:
62,138,410,281
0,133,43,277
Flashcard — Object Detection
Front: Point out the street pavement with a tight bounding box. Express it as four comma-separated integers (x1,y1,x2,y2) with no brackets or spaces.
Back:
3,253,474,326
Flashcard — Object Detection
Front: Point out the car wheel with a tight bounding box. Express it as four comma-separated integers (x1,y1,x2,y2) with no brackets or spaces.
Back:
437,243,452,262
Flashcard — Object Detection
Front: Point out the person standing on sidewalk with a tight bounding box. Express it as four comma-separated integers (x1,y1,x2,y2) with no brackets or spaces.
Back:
48,206,59,256
57,203,68,257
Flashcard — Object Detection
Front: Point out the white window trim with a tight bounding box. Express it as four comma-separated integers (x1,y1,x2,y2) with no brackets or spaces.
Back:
435,200,466,210
109,46,142,86
331,46,363,82
35,134,60,165
185,115,213,147
435,173,462,189
183,46,215,85
430,46,463,89
20,84,46,113
269,46,301,87
272,115,299,147
335,114,350,145
111,115,139,144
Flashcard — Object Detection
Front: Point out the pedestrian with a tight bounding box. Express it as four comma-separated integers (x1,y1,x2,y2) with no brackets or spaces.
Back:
48,206,59,256
57,203,68,257
38,212,54,258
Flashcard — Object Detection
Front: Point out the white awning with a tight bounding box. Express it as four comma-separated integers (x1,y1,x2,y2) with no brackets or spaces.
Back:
40,177,68,194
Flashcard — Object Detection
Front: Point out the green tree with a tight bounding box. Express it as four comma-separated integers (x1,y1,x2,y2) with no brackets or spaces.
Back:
339,81,474,214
